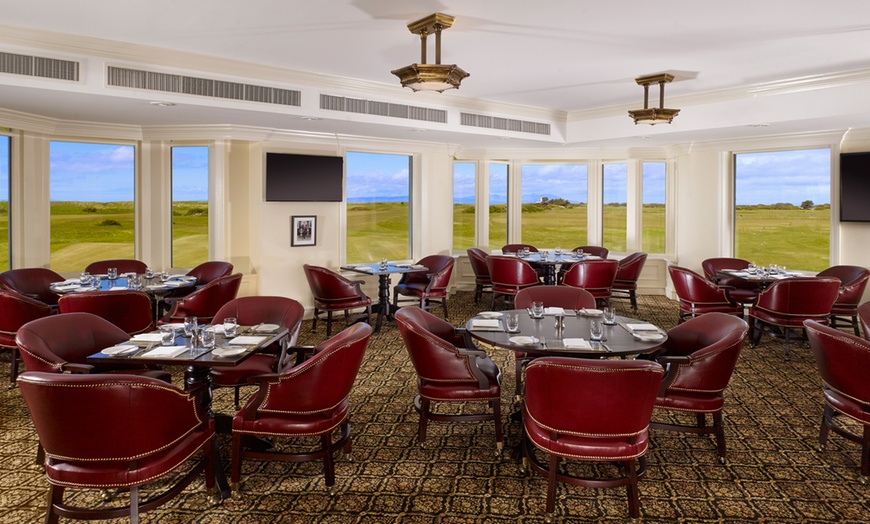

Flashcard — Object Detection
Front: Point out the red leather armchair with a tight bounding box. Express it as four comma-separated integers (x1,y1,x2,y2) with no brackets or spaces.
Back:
18,371,215,524
748,276,840,357
230,322,371,495
84,259,148,275
159,273,242,324
859,301,870,340
701,257,759,305
650,312,749,463
209,296,305,408
523,357,663,520
816,265,870,335
168,260,235,299
570,245,609,258
466,247,492,305
0,267,64,307
804,320,870,481
612,252,648,310
501,243,538,254
392,254,455,317
0,289,53,383
395,307,503,453
560,259,619,307
58,290,154,336
668,265,744,323
486,255,541,309
303,264,372,337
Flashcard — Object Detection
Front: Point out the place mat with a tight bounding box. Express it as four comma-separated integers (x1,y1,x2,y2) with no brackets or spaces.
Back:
228,335,268,345
138,345,188,358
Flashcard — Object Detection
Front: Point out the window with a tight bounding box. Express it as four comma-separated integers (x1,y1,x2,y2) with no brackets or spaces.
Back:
171,146,209,268
453,162,475,251
346,151,411,262
488,163,508,249
602,163,627,252
734,148,830,271
642,162,666,253
520,164,587,249
0,135,8,270
49,141,135,272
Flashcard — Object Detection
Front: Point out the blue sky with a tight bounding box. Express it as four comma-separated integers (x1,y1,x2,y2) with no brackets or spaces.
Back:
735,148,830,206
346,151,410,202
0,136,8,200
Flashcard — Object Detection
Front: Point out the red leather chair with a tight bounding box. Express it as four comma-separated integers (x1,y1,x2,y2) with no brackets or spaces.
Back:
513,286,596,399
557,246,610,283
168,260,235,299
486,255,541,309
395,307,503,454
804,319,870,481
668,265,743,323
58,290,154,336
816,265,870,336
612,252,648,310
748,276,840,357
230,322,371,495
209,296,305,408
650,313,749,463
859,301,870,340
501,243,538,254
303,264,372,337
0,267,65,307
159,273,242,324
523,357,663,520
18,371,215,524
392,255,455,318
0,289,53,383
84,259,148,275
560,259,619,307
466,247,492,305
701,257,759,305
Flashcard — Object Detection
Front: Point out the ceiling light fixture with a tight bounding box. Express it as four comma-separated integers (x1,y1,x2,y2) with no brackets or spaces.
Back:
628,74,680,125
391,13,469,93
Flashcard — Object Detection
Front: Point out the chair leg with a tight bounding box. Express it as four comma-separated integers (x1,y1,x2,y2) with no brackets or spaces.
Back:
712,411,727,463
784,329,791,358
545,453,559,517
629,290,638,311
233,387,241,410
311,308,319,332
861,425,870,477
418,396,430,446
321,433,336,488
10,347,19,384
230,432,243,491
474,284,482,304
819,404,833,450
625,458,641,518
852,315,861,337
492,398,503,455
514,357,524,401
44,484,64,524
326,311,333,337
442,297,449,319
129,485,139,524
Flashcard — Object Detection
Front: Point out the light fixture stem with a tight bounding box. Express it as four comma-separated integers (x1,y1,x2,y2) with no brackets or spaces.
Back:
659,81,666,109
643,83,650,109
434,25,442,64
419,29,428,64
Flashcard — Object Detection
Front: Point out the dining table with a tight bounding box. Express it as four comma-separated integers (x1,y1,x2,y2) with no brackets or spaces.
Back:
87,323,290,500
340,262,429,334
715,267,805,290
510,252,603,285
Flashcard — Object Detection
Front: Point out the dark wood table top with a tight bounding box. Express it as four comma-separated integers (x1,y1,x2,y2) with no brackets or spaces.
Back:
341,262,430,277
51,274,196,295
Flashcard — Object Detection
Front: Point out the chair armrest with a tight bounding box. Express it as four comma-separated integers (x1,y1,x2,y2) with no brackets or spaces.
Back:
351,281,368,300
61,362,95,373
456,349,491,389
655,355,691,395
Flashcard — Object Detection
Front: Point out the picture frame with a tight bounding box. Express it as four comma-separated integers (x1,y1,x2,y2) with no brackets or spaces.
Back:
291,215,316,247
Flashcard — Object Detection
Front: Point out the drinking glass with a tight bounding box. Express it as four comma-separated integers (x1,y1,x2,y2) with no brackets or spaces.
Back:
129,274,140,289
107,267,118,280
201,328,216,349
589,318,604,341
79,271,91,285
603,307,616,325
145,267,154,279
554,247,562,257
91,276,101,290
541,250,549,261
380,258,389,270
160,326,175,346
223,317,238,337
505,312,520,333
183,316,198,338
522,247,530,257
531,301,544,318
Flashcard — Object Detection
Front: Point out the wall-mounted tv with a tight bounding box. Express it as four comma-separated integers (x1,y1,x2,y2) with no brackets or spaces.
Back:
840,152,870,222
265,153,343,202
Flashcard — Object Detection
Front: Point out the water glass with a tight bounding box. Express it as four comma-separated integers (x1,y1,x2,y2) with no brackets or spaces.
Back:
160,271,170,283
603,307,616,325
505,312,520,333
531,301,545,318
107,267,118,280
223,317,238,337
183,316,198,337
522,247,530,257
160,326,175,346
91,276,101,290
589,318,604,341
201,328,216,349
145,267,154,279
129,274,141,289
554,247,562,257
541,250,549,261
79,271,91,285
380,258,389,270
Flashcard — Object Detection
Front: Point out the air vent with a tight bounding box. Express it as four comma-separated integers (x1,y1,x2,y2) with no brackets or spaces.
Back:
320,94,447,123
460,112,550,136
0,52,79,81
107,66,301,106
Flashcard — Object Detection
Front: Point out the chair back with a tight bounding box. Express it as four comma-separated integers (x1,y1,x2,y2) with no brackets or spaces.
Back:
0,290,53,348
466,248,491,282
303,264,366,303
560,259,619,295
804,320,870,407
752,277,841,319
17,312,130,373
0,268,64,306
58,290,154,336
515,286,596,310
701,257,750,282
17,371,206,463
817,265,870,308
187,261,234,288
395,307,479,383
212,296,305,347
486,256,540,292
501,244,538,254
615,252,648,284
84,259,148,275
524,357,663,437
859,301,870,340
162,273,242,323
399,255,455,289
571,245,609,258
669,264,735,304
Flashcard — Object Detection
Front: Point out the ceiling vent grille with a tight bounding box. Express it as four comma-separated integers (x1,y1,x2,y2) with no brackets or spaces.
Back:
320,94,447,123
0,51,79,81
460,112,550,135
107,66,301,106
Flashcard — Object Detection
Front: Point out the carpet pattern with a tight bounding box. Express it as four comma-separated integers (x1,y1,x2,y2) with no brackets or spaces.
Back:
1,291,869,523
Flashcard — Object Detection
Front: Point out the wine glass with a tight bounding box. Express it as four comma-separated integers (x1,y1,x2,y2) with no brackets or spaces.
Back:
183,316,198,338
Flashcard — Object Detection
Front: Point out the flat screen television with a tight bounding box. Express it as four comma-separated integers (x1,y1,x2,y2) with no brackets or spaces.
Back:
265,153,343,202
840,152,870,222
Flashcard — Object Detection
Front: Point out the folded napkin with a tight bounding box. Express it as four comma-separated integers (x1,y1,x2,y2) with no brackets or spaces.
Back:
544,307,565,315
164,281,186,287
228,335,268,345
108,286,128,291
411,264,426,269
132,333,164,342
53,283,81,291
146,284,168,290
61,279,81,285
626,323,660,333
140,345,188,358
470,318,501,330
729,271,749,277
395,263,412,268
562,338,592,349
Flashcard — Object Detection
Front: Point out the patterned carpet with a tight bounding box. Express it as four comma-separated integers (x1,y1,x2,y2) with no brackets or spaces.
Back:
1,291,869,523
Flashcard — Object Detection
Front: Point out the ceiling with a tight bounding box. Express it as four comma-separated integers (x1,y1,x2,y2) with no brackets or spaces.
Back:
3,0,870,150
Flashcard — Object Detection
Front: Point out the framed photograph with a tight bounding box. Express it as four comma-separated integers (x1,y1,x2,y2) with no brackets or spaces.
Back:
291,215,316,246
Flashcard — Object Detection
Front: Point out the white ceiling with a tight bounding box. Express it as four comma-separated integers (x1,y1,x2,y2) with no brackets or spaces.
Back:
3,0,870,150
